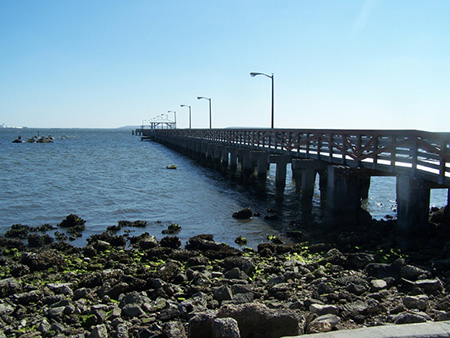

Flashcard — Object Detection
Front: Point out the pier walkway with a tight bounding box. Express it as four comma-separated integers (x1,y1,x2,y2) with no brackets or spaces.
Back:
137,128,450,236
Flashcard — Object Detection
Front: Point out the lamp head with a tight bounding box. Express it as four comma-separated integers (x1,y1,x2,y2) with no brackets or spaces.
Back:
250,72,261,77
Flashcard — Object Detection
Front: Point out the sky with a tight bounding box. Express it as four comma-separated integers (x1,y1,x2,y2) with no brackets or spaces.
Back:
1,1,449,131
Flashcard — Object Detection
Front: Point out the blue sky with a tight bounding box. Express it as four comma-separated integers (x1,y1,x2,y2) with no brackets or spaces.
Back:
1,1,449,131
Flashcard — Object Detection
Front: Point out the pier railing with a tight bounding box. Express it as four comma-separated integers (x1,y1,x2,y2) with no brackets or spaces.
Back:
147,128,450,186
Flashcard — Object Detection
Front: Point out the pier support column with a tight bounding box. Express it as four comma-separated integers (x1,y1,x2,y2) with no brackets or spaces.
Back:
220,148,229,175
251,151,269,192
205,144,214,167
229,148,238,176
291,161,303,194
396,176,430,234
200,142,208,165
326,166,361,213
271,155,290,201
256,152,269,181
292,159,327,204
213,145,223,170
318,169,328,203
239,149,254,183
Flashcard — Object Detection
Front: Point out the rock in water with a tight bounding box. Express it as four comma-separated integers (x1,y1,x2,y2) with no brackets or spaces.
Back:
232,208,253,219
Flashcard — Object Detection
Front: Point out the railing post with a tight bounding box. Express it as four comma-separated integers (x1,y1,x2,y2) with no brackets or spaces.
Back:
372,136,379,170
410,139,418,177
390,136,397,172
317,134,322,160
306,133,310,159
439,142,447,185
329,134,334,162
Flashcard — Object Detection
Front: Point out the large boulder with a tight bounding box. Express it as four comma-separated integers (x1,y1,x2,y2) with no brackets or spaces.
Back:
21,249,65,272
217,303,302,338
232,208,253,220
0,277,22,298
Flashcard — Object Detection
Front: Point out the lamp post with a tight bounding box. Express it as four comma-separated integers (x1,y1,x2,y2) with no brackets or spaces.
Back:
250,72,274,129
168,111,176,129
180,105,191,129
197,97,212,129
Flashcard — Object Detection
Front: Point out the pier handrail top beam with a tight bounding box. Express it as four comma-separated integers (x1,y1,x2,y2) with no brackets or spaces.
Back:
156,128,450,139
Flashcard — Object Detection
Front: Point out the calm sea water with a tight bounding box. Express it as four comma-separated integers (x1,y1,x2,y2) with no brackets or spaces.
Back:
0,128,448,248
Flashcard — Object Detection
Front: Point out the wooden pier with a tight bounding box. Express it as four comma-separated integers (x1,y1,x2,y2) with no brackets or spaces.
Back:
137,127,450,237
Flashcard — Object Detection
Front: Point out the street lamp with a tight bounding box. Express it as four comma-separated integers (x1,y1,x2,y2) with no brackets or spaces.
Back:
168,111,176,129
197,96,212,129
250,72,274,129
180,105,192,129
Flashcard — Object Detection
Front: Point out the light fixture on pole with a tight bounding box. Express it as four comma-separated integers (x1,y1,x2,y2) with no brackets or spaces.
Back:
250,72,274,129
168,111,176,129
197,96,212,129
180,105,192,129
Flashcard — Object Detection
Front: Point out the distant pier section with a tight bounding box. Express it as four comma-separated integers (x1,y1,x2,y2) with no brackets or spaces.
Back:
137,127,450,236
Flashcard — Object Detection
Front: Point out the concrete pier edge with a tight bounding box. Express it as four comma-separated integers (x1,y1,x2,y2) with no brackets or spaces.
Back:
283,321,450,338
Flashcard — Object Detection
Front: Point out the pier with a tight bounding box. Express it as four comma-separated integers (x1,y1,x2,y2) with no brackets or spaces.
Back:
137,128,450,237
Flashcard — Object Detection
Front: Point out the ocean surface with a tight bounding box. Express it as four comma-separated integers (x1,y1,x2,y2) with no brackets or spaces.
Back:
1,128,448,248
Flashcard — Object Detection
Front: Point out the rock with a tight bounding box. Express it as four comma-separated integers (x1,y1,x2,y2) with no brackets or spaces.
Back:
188,311,217,338
393,311,431,324
21,249,65,271
9,263,30,277
370,279,387,291
234,236,248,245
89,324,108,338
311,314,341,330
232,208,253,219
403,295,429,311
224,267,248,280
268,283,291,300
223,257,255,276
59,214,86,228
309,304,339,316
5,224,30,239
163,321,186,338
45,306,66,318
400,265,430,281
430,205,450,223
343,300,368,315
212,317,241,338
115,324,129,338
214,285,233,302
13,290,41,304
162,223,182,235
160,236,182,249
365,263,397,279
0,277,22,297
122,304,145,318
414,278,444,294
0,303,14,315
345,253,376,269
346,282,367,295
36,318,52,334
307,320,332,333
47,282,74,297
232,292,254,304
138,235,158,249
217,303,301,338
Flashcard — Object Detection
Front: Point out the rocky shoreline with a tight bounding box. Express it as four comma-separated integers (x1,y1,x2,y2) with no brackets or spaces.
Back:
1,210,450,338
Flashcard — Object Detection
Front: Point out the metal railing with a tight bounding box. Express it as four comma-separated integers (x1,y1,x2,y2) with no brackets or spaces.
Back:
146,128,450,186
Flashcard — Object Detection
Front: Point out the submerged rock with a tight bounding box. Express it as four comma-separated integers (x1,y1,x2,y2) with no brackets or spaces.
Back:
232,208,253,219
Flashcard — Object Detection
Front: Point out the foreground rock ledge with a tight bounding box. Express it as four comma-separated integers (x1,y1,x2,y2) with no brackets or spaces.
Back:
1,232,450,338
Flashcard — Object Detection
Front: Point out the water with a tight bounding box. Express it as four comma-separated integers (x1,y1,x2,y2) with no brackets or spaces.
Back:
0,128,448,248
